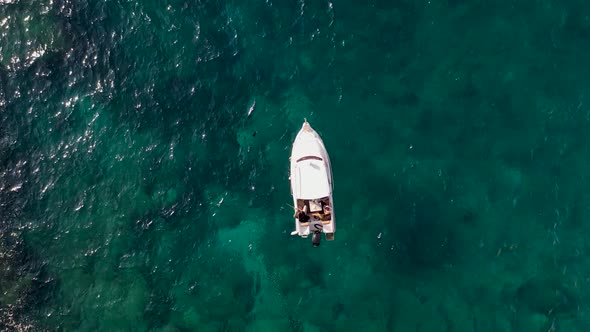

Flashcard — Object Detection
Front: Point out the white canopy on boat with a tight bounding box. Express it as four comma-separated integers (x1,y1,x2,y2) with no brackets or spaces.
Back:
292,158,331,199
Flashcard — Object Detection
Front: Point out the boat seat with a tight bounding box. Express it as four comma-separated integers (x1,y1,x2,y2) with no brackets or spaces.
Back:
309,200,323,212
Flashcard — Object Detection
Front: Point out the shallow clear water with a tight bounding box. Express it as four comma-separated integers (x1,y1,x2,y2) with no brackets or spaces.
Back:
2,0,590,330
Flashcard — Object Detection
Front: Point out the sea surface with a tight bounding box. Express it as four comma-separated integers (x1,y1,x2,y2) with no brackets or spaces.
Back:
2,0,590,331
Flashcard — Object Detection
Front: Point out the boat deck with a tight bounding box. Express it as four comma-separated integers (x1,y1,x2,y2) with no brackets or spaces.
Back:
295,197,332,223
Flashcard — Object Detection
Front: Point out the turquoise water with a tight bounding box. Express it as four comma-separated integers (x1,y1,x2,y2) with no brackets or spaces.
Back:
2,0,590,330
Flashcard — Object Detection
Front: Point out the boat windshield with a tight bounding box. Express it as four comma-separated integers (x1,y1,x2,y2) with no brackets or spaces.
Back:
296,156,323,162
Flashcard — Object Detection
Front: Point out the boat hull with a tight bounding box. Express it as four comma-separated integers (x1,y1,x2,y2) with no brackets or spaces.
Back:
289,120,335,245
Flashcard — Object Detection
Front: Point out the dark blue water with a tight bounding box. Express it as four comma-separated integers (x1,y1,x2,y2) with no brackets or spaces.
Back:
2,0,590,330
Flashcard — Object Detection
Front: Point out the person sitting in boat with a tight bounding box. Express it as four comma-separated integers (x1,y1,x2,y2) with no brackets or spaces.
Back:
294,207,310,223
298,210,310,223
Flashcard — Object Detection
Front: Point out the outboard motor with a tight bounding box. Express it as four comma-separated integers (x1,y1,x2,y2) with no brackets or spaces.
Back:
312,231,321,247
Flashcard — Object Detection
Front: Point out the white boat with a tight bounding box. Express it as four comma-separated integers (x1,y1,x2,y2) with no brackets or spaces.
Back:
289,119,335,247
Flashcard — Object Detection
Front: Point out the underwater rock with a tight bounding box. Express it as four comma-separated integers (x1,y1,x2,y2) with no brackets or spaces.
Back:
0,229,46,331
0,3,65,72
